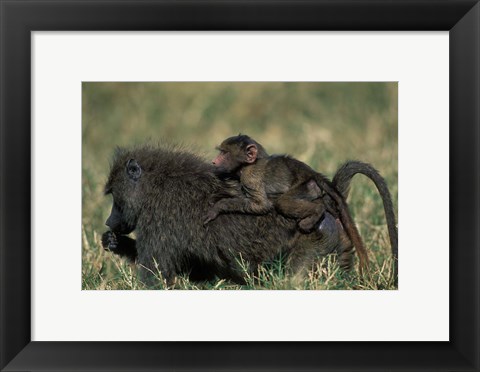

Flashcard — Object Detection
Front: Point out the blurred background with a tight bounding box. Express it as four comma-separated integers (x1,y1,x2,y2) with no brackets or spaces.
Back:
82,82,398,289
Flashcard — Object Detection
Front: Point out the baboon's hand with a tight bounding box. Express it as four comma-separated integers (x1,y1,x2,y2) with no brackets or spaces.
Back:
101,230,118,251
203,209,219,225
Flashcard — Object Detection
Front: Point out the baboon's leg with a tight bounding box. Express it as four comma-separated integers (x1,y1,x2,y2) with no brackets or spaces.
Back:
276,181,327,232
287,213,354,280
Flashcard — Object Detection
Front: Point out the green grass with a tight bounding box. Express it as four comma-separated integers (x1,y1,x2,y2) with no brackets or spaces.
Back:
82,82,398,290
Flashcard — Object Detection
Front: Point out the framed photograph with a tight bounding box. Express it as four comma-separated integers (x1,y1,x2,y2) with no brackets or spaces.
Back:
1,1,479,371
81,80,399,293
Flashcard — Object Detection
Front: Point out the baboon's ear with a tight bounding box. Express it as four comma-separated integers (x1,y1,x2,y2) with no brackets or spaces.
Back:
126,159,142,181
245,144,258,163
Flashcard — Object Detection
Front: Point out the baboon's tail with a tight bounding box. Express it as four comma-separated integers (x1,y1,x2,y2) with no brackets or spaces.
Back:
333,161,398,283
313,173,369,276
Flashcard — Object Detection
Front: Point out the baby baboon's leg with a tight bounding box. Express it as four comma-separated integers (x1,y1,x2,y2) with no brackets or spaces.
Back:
276,180,326,232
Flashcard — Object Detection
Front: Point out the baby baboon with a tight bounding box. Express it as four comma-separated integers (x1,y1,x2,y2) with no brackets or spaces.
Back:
101,145,398,286
207,135,332,231
204,134,370,274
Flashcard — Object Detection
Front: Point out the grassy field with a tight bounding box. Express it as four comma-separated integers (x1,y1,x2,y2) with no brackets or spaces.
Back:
82,82,398,290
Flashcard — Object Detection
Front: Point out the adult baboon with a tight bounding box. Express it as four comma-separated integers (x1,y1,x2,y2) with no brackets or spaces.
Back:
101,145,397,286
102,145,296,285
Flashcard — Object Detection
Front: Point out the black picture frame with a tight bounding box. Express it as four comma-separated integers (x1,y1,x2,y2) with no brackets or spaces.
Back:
1,1,479,371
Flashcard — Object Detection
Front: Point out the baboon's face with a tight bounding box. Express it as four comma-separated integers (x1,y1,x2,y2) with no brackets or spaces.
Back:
211,148,237,172
212,137,256,173
104,158,142,234
105,201,135,234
